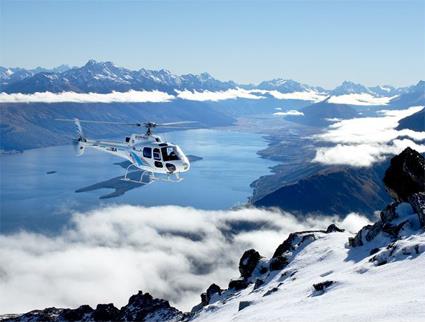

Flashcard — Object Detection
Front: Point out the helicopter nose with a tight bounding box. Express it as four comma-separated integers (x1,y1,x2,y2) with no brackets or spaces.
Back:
183,162,190,171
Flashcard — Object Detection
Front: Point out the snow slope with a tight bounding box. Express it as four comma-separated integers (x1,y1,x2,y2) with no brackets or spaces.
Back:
192,205,425,322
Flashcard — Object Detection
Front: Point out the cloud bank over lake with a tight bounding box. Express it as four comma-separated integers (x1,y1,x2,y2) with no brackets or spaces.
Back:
0,205,369,314
0,90,175,103
312,106,425,167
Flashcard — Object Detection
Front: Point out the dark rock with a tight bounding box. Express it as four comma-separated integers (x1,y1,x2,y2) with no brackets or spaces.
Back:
60,305,94,321
201,283,222,306
92,303,120,321
272,233,297,258
7,307,63,322
253,279,264,290
239,249,261,278
228,279,249,291
326,224,345,233
301,233,316,244
119,291,181,321
380,202,399,224
269,255,288,271
349,225,371,247
238,301,253,311
382,220,408,238
369,248,380,256
383,147,425,202
365,221,383,241
408,192,425,228
259,266,268,274
313,280,334,292
263,287,279,297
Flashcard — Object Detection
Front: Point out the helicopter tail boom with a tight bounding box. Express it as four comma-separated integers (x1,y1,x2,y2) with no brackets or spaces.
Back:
72,118,87,156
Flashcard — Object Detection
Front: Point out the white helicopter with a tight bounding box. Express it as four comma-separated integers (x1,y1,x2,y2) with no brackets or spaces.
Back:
58,118,193,183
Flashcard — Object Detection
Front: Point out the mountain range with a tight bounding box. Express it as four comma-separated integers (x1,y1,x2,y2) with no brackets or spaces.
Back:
0,60,422,99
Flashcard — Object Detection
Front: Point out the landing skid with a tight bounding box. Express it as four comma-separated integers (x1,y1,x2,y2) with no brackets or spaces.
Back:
120,164,183,184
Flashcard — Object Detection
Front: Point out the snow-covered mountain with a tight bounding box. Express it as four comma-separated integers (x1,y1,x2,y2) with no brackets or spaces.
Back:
4,148,424,322
1,60,237,94
256,78,325,93
390,80,425,108
1,61,420,101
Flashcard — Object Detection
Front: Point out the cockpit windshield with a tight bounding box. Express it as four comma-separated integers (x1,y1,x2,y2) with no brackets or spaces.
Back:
161,146,180,161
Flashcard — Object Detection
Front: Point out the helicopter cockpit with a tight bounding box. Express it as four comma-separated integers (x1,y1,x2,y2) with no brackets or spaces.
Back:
133,143,188,165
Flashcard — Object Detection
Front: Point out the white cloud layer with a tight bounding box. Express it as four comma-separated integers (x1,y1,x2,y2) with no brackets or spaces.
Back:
175,88,264,101
327,93,395,106
0,89,331,103
312,106,425,167
252,90,327,102
273,110,304,116
0,205,369,315
0,90,175,103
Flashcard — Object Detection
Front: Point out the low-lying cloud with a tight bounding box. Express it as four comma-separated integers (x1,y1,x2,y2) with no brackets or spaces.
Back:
0,205,368,314
175,88,264,101
312,106,425,167
327,93,394,106
0,90,175,104
273,110,304,116
252,90,327,102
0,88,331,104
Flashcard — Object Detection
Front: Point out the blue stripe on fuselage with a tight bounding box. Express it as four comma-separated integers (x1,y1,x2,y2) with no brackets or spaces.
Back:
130,151,144,167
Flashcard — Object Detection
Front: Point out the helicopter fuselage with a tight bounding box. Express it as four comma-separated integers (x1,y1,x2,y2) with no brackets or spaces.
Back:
78,133,190,175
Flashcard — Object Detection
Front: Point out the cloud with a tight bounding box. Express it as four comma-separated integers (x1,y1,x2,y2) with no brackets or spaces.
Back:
273,110,304,116
175,88,264,101
0,205,369,315
0,90,175,103
312,106,425,167
0,88,329,104
252,90,327,102
327,93,395,106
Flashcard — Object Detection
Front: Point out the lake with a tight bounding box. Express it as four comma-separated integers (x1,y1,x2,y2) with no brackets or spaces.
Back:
0,129,276,234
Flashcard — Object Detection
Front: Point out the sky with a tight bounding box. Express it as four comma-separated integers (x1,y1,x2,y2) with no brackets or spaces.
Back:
0,0,424,87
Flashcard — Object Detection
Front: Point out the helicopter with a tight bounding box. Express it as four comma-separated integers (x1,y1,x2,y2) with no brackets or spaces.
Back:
57,118,194,183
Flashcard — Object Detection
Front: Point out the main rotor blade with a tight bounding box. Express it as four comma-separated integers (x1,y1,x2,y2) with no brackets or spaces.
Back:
56,118,141,127
157,121,198,126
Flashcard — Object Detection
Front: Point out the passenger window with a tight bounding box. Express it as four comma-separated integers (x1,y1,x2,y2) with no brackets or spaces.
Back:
155,161,163,168
153,148,161,161
143,147,152,158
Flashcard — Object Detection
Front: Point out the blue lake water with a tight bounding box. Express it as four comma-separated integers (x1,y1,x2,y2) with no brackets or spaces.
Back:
0,129,276,234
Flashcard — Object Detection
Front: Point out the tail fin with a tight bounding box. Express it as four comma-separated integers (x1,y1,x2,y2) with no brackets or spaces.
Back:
56,118,87,156
74,118,86,141
73,118,86,156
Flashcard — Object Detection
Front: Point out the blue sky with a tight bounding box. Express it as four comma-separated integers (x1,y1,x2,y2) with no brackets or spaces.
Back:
0,0,424,87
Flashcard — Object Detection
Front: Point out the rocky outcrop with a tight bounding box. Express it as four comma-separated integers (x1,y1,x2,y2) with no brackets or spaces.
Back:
350,149,425,248
92,304,120,321
408,192,425,228
326,224,345,233
313,280,334,292
383,147,424,202
239,249,261,279
200,284,222,306
119,291,182,321
3,291,183,322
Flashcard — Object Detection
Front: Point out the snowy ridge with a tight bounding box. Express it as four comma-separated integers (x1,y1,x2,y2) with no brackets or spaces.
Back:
192,207,424,322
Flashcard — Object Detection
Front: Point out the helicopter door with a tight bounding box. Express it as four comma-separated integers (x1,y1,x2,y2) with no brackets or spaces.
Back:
153,148,163,168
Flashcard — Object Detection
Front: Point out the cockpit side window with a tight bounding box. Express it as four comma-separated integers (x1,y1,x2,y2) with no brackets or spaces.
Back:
143,147,152,158
153,148,161,161
161,147,180,161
